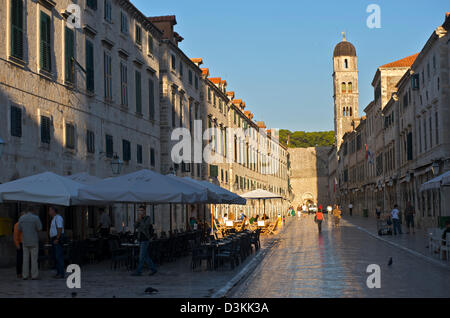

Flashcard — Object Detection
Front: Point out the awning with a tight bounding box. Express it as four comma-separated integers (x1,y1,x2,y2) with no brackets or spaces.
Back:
0,172,85,206
185,178,246,205
65,172,102,185
240,189,283,200
419,171,450,192
77,169,208,204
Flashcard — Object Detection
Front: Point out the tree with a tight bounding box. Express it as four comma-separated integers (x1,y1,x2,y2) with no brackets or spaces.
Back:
279,130,334,148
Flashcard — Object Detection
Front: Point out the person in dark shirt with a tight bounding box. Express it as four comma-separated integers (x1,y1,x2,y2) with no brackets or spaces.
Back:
132,206,157,277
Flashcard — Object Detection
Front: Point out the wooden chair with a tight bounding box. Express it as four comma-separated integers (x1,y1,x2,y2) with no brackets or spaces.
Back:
261,219,278,235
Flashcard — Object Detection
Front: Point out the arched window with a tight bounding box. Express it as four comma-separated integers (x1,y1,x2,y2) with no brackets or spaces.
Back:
343,107,345,116
348,82,353,93
350,107,353,116
344,59,348,69
341,82,346,93
346,107,349,116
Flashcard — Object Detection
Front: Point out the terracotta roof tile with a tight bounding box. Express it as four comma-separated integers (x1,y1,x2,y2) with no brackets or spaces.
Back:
201,68,209,76
148,15,177,25
380,53,419,68
232,99,242,105
220,80,227,86
190,58,203,65
209,77,221,84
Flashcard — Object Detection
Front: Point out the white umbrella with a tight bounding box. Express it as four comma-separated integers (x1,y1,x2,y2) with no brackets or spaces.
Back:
0,172,85,206
420,171,450,192
186,178,246,205
166,175,221,203
77,169,208,204
241,189,283,220
65,172,102,185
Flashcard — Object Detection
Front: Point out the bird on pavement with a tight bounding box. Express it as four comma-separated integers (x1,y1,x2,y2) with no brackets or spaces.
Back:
145,287,159,294
388,257,393,266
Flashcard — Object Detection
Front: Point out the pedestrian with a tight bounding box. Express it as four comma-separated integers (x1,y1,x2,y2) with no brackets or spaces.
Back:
332,204,341,227
97,208,111,237
348,203,353,216
132,206,157,277
296,205,302,218
391,204,402,235
18,205,42,280
327,205,332,215
375,205,381,219
49,206,66,279
315,208,324,233
13,212,24,279
404,201,415,234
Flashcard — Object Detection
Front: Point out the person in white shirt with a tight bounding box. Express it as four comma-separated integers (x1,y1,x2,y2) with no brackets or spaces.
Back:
348,203,353,216
391,204,402,235
49,207,65,279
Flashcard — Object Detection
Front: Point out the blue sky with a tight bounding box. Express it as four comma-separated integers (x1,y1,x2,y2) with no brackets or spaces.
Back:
132,0,449,132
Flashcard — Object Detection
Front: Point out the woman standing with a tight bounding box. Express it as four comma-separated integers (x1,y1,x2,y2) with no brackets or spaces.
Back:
333,205,342,227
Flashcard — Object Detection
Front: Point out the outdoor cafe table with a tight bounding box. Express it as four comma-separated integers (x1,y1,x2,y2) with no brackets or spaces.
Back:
121,243,140,270
202,241,228,270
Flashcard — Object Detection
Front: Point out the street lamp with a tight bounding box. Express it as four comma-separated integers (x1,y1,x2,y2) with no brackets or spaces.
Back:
0,138,5,158
111,154,123,175
431,161,440,176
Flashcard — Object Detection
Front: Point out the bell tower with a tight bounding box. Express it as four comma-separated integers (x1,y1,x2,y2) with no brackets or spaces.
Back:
332,32,359,149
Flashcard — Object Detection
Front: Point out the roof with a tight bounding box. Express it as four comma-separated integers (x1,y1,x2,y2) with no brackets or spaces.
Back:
209,77,222,84
380,53,419,68
148,15,177,25
190,58,203,65
333,41,356,57
201,68,209,76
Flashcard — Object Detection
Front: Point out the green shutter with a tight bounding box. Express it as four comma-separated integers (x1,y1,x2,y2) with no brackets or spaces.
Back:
11,0,24,59
86,39,94,92
65,27,74,82
135,71,142,113
40,12,51,71
149,79,155,119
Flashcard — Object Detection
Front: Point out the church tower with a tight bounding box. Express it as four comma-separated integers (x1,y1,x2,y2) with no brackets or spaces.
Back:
332,32,359,149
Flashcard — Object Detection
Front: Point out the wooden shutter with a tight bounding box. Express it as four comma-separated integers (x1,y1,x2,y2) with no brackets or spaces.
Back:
65,27,74,82
122,140,131,161
40,12,51,72
137,144,143,164
135,71,142,114
149,79,155,119
10,106,22,137
11,0,24,59
86,130,95,154
105,135,113,158
86,39,94,92
41,116,50,144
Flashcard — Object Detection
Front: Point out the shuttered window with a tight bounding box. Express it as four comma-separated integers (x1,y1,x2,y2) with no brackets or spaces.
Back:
85,39,94,92
135,71,142,114
105,134,113,158
407,132,413,161
120,12,128,34
86,130,95,154
104,51,112,100
87,0,97,10
65,27,75,83
137,144,143,164
10,105,22,137
10,0,24,60
150,148,155,167
135,25,142,45
65,123,75,149
122,139,131,162
40,12,51,72
120,62,128,106
40,115,51,144
148,34,153,55
104,0,112,22
148,78,155,120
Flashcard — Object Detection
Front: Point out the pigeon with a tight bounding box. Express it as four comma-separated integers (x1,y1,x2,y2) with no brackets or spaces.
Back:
145,287,159,294
388,257,393,266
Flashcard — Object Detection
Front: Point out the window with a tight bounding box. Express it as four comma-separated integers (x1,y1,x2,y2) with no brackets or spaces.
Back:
348,82,353,93
105,134,113,158
104,51,112,101
87,0,97,10
148,78,155,120
179,97,183,127
137,144,143,164
120,62,128,106
188,70,193,85
104,0,112,22
135,71,142,114
179,61,183,76
344,59,348,69
208,88,211,102
435,112,439,145
150,148,155,167
10,105,22,137
65,123,75,149
65,27,75,83
171,55,176,70
120,12,128,34
411,74,420,90
40,115,51,144
40,11,51,72
86,39,94,92
407,132,413,161
148,34,153,55
171,92,176,127
122,139,131,162
135,24,142,46
195,76,198,90
341,82,346,93
10,0,24,60
86,130,95,154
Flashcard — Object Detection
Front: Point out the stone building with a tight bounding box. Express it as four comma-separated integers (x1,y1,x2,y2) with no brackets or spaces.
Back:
330,13,450,228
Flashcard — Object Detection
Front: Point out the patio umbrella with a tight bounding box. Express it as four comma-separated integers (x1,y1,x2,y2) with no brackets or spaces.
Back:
241,189,283,220
166,175,221,203
65,172,102,185
420,171,450,192
0,171,85,206
77,169,208,205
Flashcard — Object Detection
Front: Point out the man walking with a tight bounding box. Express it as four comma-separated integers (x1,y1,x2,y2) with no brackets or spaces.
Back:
391,204,402,235
405,201,415,234
348,203,353,216
18,206,42,280
132,206,157,277
49,207,65,279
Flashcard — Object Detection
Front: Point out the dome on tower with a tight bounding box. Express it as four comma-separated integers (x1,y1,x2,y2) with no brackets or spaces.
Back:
333,41,356,57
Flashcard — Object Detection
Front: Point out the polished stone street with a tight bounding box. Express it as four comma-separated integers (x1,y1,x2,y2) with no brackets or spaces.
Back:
230,215,450,298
